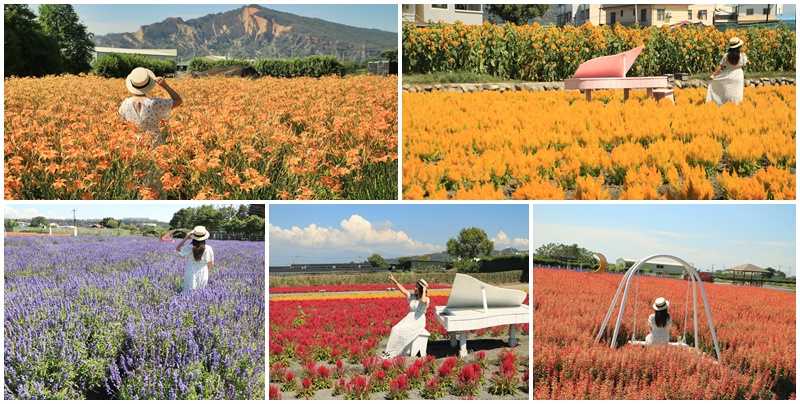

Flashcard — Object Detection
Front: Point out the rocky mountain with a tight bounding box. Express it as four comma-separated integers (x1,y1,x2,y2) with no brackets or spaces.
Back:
93,5,397,61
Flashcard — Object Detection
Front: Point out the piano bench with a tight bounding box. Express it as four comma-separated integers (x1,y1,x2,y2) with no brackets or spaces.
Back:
652,89,674,103
403,329,430,357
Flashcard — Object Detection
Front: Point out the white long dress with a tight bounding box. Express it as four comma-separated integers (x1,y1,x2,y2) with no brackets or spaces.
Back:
385,294,428,356
118,97,173,144
179,244,214,293
706,52,748,105
645,313,672,345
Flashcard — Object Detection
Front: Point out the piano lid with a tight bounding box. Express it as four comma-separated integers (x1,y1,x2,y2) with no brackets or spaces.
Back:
443,273,527,309
571,46,644,79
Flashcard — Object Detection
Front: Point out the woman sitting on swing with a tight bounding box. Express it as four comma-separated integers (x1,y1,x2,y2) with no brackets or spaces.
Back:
645,297,672,345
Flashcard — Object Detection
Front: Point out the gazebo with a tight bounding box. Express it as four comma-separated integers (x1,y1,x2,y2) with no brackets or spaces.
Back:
552,252,578,269
728,263,771,287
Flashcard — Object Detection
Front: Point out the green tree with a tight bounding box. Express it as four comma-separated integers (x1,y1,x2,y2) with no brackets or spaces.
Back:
236,204,250,220
486,4,550,25
380,49,398,62
38,4,94,74
105,219,119,229
446,227,494,260
169,207,196,230
243,215,265,236
4,4,61,77
4,219,19,228
30,216,50,228
534,242,597,263
192,205,224,231
367,253,389,268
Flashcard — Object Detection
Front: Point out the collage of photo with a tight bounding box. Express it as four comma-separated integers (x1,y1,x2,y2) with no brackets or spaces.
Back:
3,2,797,401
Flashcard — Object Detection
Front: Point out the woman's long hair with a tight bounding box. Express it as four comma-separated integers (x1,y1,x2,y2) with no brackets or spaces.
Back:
191,239,206,262
654,309,671,328
726,47,741,66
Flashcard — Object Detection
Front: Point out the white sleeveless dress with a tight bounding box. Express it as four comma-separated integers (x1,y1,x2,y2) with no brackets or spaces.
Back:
179,244,214,294
645,313,672,345
385,294,428,356
706,52,748,105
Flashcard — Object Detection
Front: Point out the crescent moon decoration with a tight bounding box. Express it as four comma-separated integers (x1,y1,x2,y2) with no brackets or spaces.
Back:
592,252,607,274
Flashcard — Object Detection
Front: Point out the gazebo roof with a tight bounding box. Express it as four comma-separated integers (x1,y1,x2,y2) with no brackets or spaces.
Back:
728,263,771,274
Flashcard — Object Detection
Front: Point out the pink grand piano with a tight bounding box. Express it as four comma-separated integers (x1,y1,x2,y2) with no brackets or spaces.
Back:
434,274,529,357
564,46,668,101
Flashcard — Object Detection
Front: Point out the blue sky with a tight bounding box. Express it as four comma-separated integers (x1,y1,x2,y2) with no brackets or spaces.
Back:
532,204,797,276
58,4,398,36
4,202,246,223
269,204,530,266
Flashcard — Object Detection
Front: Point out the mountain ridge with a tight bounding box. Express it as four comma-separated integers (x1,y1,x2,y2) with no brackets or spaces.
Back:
93,5,397,61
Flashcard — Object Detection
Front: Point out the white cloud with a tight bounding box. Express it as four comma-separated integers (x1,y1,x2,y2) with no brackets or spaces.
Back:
492,231,529,250
269,215,442,256
4,206,65,220
648,229,707,238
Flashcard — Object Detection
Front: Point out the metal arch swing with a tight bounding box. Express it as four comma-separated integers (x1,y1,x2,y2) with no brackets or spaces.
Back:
595,254,721,360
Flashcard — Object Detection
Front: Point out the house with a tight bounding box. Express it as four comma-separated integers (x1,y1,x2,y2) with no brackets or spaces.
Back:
735,4,782,24
557,4,605,26
557,4,729,27
402,4,484,26
601,4,724,27
616,257,687,275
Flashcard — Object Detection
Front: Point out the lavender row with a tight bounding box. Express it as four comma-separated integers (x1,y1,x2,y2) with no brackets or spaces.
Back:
4,236,265,399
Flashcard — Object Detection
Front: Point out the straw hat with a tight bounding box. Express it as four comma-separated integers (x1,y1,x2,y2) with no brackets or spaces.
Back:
728,37,744,49
126,67,157,95
189,225,210,241
417,279,428,288
653,297,670,311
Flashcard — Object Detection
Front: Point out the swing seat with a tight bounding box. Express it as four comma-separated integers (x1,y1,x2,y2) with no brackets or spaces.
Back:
628,340,690,348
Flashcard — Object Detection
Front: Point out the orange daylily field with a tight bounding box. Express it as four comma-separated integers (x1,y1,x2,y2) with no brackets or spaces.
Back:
403,86,795,200
5,74,398,200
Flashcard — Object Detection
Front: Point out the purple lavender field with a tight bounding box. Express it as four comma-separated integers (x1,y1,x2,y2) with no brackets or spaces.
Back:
4,236,265,399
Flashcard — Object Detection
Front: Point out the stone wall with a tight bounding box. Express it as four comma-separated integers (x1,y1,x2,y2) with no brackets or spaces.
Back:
403,76,796,93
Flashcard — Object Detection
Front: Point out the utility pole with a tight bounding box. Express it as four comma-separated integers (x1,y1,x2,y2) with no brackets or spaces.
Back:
72,207,77,236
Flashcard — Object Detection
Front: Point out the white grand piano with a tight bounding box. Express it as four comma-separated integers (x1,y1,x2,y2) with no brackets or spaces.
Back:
434,274,530,357
564,45,668,102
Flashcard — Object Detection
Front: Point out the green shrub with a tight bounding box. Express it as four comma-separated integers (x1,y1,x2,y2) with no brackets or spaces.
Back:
254,55,344,78
480,254,528,273
92,53,175,79
268,270,524,288
188,58,252,72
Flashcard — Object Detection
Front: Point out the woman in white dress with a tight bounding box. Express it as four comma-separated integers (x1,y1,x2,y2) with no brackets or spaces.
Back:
706,37,748,105
118,67,183,146
175,226,215,294
381,274,429,359
645,297,672,345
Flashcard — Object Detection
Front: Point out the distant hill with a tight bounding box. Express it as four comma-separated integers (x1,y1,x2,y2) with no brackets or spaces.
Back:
93,5,397,61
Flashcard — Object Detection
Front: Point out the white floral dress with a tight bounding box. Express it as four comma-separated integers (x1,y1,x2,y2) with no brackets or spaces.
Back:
645,313,672,345
385,294,428,356
179,244,214,294
118,97,173,144
706,52,748,105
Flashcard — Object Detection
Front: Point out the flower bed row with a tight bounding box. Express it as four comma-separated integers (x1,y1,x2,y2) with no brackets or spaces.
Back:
403,86,795,200
270,283,450,294
403,21,796,81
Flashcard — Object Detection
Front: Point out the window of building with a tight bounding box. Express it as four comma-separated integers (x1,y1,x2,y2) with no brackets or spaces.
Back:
620,10,624,17
688,10,692,20
610,12,616,24
746,8,754,15
698,10,707,20
584,9,590,19
657,9,666,21
656,265,664,269
640,8,647,22
455,4,481,12
431,4,447,9
763,8,770,15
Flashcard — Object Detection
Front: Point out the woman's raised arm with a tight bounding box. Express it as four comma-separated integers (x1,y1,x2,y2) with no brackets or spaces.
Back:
388,272,409,297
175,231,191,252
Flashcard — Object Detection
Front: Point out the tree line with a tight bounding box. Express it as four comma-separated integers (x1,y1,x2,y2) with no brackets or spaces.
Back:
5,4,94,77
